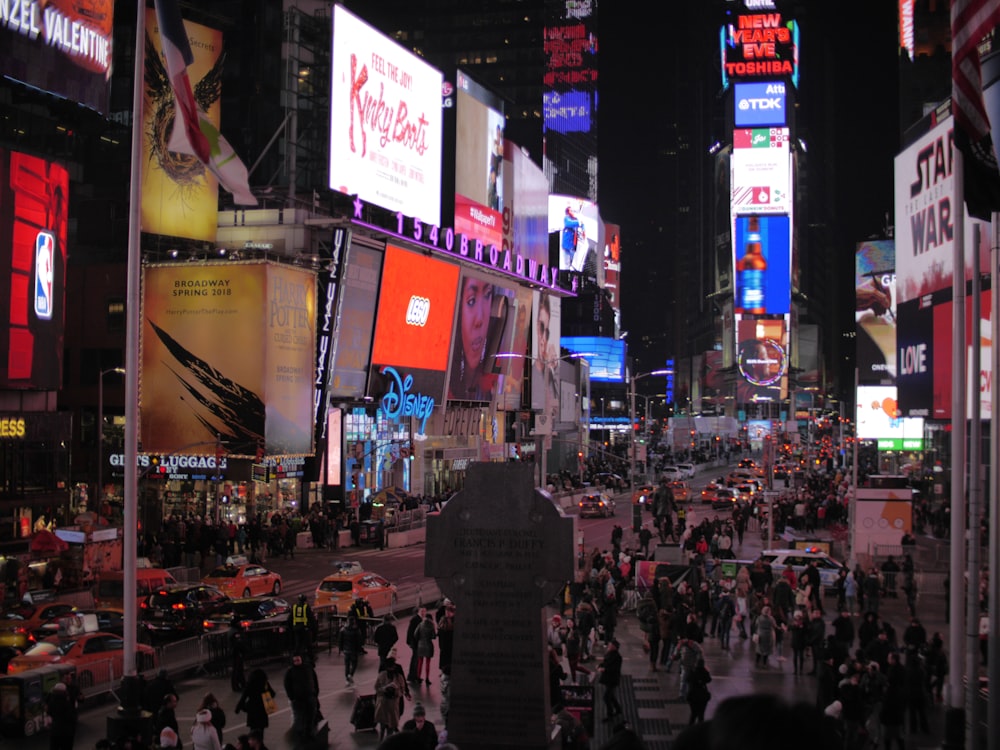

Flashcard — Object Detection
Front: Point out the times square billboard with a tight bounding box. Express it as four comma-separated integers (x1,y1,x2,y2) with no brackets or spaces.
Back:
329,5,443,226
720,9,799,90
1,0,113,114
855,240,897,385
0,149,69,390
543,0,598,133
893,111,993,420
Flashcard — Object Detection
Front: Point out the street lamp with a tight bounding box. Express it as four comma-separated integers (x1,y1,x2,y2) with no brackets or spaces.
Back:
629,369,670,489
97,367,125,510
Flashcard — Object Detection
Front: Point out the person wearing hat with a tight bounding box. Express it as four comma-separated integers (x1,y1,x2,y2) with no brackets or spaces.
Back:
400,702,438,750
45,681,77,750
191,708,222,750
596,638,623,722
159,727,180,749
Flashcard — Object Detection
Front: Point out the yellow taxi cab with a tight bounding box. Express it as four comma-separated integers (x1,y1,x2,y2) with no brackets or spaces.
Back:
0,600,78,646
700,481,722,503
631,484,656,512
7,614,155,692
314,571,397,612
669,480,690,503
201,556,282,599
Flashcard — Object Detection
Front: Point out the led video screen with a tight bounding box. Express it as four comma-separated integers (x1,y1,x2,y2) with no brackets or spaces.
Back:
734,81,787,127
455,69,505,251
736,316,788,403
549,194,602,273
1,0,113,114
329,5,443,225
731,127,791,215
856,385,924,445
369,245,460,403
733,214,791,315
1,149,69,390
856,240,896,384
562,336,626,383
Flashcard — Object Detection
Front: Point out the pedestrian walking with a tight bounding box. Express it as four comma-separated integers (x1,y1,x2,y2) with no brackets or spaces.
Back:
235,668,276,745
283,654,319,744
374,654,411,740
754,605,776,669
338,614,364,685
191,709,222,750
597,638,623,722
44,682,77,750
686,657,712,724
196,693,226,745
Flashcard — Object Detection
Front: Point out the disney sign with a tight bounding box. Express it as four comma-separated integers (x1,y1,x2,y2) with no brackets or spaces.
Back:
380,366,435,437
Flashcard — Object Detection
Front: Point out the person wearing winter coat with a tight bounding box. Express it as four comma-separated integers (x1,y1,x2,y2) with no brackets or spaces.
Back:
789,609,810,675
754,605,777,668
235,669,275,744
374,655,411,740
191,709,222,750
686,657,712,724
414,613,437,685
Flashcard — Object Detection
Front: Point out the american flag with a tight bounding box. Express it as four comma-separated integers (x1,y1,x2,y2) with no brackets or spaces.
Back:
952,0,1000,219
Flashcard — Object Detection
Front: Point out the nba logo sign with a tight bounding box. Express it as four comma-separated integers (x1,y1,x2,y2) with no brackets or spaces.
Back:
34,231,55,320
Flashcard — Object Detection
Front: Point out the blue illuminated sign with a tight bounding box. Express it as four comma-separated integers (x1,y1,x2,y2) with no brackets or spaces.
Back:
734,82,786,127
543,90,593,134
380,366,435,437
562,336,625,382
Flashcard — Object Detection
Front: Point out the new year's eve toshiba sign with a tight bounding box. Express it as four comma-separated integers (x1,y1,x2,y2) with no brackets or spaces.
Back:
723,13,798,86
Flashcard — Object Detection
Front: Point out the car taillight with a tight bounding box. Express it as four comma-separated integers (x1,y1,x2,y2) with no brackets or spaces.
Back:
203,620,211,629
171,603,185,610
140,601,147,609
240,620,253,630
13,627,27,635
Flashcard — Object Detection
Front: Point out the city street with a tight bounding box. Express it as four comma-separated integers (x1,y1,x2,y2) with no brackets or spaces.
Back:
12,471,959,749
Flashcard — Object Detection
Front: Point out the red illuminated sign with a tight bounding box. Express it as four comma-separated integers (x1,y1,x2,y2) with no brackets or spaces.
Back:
725,13,796,81
371,245,460,372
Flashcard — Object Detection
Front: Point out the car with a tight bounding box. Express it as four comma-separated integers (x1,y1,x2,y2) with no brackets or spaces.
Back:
7,615,156,691
314,572,398,612
202,596,291,634
661,466,682,481
202,559,282,598
757,548,845,592
669,481,690,504
578,491,616,518
0,601,78,644
726,470,754,487
733,483,759,503
700,481,723,503
35,608,125,640
711,487,738,510
737,458,757,469
675,463,695,479
328,560,365,576
139,585,232,640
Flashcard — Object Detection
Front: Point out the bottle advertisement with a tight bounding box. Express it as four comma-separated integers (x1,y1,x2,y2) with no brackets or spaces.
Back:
733,213,791,315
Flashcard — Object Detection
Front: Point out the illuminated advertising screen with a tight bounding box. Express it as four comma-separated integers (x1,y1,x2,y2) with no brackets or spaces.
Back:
714,146,733,293
324,408,342,485
746,419,773,441
1,149,69,390
856,385,924,449
496,285,534,411
141,8,223,242
369,245,460,403
141,262,316,457
736,316,788,403
562,336,625,383
1,0,113,114
733,214,791,315
603,223,621,312
454,69,505,251
531,291,561,432
722,13,799,88
329,244,382,399
543,4,598,94
447,271,520,403
734,81,787,127
329,5,443,225
544,90,593,133
501,140,549,271
856,240,896,384
549,194,602,273
732,127,790,215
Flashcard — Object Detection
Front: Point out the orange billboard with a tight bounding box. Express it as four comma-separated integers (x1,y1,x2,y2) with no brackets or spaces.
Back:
141,8,223,242
140,262,316,457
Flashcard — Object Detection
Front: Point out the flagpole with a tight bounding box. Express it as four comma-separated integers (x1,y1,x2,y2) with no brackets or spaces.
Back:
119,0,146,721
990,212,999,750
949,148,968,727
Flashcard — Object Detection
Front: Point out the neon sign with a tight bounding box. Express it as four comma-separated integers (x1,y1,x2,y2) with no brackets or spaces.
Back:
351,196,573,294
723,13,799,88
380,366,435,437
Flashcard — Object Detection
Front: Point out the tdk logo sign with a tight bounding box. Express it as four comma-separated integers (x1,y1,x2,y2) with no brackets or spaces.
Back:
406,295,431,326
734,81,787,127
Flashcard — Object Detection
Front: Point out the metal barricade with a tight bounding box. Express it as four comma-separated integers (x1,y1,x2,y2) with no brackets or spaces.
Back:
164,566,201,584
154,636,205,676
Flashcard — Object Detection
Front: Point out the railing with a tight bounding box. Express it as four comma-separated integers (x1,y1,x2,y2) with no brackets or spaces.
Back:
164,566,201,584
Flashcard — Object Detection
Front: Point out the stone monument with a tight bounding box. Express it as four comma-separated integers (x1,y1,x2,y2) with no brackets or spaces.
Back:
426,462,574,750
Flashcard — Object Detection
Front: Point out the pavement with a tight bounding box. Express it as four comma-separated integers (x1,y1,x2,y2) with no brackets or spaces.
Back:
12,507,961,749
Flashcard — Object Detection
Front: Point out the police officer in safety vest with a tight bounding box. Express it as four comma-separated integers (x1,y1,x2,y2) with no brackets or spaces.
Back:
289,594,316,657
